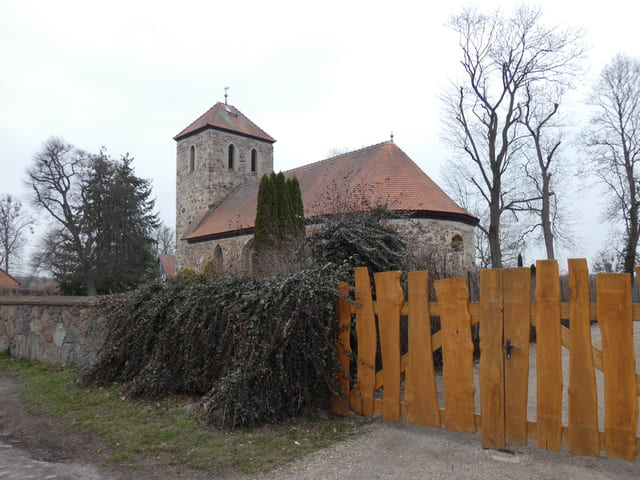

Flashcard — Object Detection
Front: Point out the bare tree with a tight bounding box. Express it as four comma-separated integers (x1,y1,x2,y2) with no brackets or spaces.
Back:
26,137,96,293
0,194,33,274
442,5,584,267
154,223,175,255
518,84,576,259
583,54,640,273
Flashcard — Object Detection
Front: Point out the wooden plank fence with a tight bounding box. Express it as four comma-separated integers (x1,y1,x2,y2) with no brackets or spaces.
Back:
333,259,640,461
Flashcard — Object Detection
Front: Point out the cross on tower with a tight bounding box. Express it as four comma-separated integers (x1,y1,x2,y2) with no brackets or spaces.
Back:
224,87,229,105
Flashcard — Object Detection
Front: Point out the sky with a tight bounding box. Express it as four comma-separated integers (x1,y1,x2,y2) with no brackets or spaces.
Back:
2,0,640,275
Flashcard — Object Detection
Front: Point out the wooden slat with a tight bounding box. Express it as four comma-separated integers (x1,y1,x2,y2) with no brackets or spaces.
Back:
479,268,505,449
434,276,476,433
406,270,440,428
568,258,600,456
503,268,531,445
535,260,563,451
332,282,351,416
374,271,404,422
597,273,638,461
353,267,377,417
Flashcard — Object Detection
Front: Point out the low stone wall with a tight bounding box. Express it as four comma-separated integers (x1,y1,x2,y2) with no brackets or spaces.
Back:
0,296,106,368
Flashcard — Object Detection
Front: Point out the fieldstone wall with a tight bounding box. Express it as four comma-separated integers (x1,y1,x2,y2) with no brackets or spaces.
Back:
389,218,476,272
176,128,274,271
0,296,106,368
178,217,476,275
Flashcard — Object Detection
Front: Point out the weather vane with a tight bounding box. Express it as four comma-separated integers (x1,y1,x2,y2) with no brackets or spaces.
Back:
224,86,229,105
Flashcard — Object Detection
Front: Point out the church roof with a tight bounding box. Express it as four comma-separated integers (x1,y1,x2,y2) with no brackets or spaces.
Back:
174,103,276,143
184,142,477,242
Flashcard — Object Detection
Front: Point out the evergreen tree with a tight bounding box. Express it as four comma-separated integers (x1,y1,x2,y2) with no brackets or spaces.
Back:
253,172,305,275
28,138,159,294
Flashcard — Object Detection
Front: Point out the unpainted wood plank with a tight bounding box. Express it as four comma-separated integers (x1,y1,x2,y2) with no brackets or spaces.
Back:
568,258,600,456
374,270,404,422
406,270,440,428
535,260,563,451
597,273,638,461
479,268,505,449
332,282,351,416
354,267,377,417
434,276,476,433
503,267,531,446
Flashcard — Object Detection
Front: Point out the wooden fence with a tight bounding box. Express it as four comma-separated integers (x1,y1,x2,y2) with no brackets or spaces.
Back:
333,259,640,461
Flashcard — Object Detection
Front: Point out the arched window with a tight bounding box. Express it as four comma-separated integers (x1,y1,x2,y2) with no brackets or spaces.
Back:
228,144,235,170
451,233,464,251
251,149,257,172
241,239,254,275
214,245,224,271
189,145,195,172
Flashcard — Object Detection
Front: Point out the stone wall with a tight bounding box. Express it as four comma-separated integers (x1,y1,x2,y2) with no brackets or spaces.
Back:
0,296,106,368
179,216,476,275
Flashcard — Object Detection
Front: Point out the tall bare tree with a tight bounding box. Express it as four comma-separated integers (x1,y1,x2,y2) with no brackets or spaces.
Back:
442,5,583,267
584,54,640,273
26,137,94,292
518,83,577,260
0,194,33,274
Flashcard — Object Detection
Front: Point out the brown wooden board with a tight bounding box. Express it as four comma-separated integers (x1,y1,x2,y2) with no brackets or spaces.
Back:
354,267,377,417
374,271,404,422
568,258,600,456
503,268,531,446
406,270,440,428
333,282,351,416
479,268,505,449
597,273,638,461
535,260,563,451
435,276,476,433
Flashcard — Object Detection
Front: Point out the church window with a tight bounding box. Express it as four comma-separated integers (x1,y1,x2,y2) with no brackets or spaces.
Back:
228,144,235,170
451,233,464,251
251,149,257,172
189,145,195,172
214,245,224,271
241,239,254,275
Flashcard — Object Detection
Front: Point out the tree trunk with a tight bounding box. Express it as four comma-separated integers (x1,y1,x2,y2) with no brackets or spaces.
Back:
541,173,555,260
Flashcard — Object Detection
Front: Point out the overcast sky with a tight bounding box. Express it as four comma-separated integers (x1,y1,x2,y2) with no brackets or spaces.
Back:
2,0,640,274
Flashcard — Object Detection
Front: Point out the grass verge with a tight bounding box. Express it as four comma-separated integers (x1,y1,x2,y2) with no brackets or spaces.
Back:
0,352,369,475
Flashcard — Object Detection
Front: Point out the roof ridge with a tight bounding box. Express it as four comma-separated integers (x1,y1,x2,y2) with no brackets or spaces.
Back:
229,104,275,143
284,141,391,175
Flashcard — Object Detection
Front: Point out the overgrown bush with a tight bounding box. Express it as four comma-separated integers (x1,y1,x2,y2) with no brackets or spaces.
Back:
82,263,349,427
311,207,406,273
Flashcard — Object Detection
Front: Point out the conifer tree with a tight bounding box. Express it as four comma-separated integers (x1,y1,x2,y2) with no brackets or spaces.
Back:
253,172,305,275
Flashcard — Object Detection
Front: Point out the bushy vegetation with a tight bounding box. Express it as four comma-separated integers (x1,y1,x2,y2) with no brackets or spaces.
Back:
311,207,406,273
82,263,349,427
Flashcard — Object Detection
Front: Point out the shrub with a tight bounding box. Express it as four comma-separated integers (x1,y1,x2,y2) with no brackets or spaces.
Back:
82,264,349,427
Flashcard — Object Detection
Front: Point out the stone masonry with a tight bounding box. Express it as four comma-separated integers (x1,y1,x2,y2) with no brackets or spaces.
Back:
176,128,273,271
0,296,106,368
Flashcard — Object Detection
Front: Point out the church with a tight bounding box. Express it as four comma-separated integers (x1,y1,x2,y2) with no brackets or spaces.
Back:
174,102,477,274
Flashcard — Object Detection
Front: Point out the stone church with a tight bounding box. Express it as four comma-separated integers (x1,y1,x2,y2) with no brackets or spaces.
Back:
174,102,477,274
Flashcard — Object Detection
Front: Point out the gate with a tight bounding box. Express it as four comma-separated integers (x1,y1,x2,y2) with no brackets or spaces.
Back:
333,259,640,461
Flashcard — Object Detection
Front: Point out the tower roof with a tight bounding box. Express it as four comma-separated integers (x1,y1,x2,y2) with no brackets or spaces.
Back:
183,141,477,241
174,103,276,143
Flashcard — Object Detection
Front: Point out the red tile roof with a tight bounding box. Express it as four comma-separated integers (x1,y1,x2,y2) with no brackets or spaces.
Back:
185,142,477,241
0,267,20,288
158,254,176,277
174,103,276,143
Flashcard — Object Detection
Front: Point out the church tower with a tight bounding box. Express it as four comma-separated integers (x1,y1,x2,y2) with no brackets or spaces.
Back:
174,103,275,269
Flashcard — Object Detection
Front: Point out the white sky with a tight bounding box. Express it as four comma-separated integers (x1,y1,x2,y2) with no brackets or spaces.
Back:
2,0,640,274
